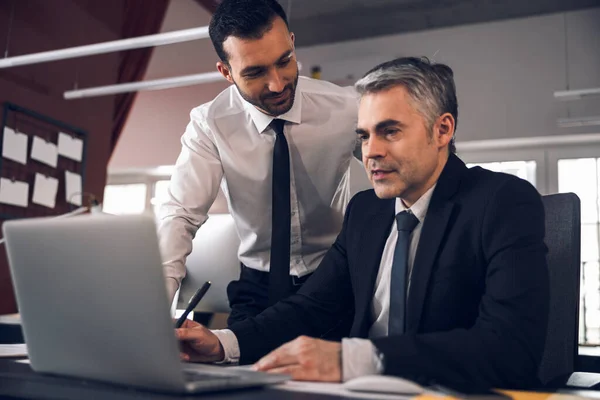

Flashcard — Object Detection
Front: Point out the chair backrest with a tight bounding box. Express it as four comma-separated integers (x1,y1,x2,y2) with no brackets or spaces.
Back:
177,214,241,314
538,192,581,385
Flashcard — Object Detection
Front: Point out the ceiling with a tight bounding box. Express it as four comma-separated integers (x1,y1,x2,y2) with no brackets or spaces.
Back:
196,0,600,47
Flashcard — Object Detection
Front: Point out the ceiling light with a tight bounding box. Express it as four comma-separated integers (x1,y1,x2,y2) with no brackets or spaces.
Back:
63,71,224,99
557,116,600,128
554,87,600,101
0,26,209,69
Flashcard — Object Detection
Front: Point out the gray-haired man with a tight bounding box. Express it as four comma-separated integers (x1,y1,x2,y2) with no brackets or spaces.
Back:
174,57,549,390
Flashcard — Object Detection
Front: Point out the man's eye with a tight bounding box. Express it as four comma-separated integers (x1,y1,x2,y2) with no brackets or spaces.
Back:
277,58,291,68
245,71,265,79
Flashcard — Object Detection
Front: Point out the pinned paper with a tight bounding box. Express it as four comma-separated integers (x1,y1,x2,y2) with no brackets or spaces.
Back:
65,170,82,206
58,132,83,162
2,126,28,165
31,136,58,168
32,173,58,209
0,178,29,207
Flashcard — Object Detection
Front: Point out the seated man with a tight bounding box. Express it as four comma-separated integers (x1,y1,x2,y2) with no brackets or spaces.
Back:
176,57,549,390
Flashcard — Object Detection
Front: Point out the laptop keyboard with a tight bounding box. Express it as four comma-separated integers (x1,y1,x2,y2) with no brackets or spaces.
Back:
183,369,238,383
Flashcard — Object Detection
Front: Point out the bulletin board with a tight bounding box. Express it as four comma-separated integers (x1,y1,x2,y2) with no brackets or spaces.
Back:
0,102,88,220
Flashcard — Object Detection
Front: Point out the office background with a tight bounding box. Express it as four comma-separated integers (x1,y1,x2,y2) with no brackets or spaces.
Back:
1,0,599,347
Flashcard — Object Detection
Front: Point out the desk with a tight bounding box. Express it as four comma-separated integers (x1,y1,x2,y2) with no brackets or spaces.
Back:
0,359,340,400
1,359,600,400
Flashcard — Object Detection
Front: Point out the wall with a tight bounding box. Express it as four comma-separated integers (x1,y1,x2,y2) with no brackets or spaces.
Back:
109,0,229,171
296,7,600,142
111,7,600,173
0,0,124,314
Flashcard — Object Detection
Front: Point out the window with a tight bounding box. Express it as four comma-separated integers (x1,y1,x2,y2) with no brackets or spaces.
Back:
466,160,537,187
152,180,171,217
102,184,147,215
558,158,600,344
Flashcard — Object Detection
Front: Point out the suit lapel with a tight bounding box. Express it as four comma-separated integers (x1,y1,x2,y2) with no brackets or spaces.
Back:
406,154,465,332
353,198,394,336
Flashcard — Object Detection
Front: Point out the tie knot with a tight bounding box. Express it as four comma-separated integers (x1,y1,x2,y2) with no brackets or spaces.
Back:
395,211,419,232
271,119,286,135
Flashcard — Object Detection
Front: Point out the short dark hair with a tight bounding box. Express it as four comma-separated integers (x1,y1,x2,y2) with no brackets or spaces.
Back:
209,0,289,64
356,57,458,154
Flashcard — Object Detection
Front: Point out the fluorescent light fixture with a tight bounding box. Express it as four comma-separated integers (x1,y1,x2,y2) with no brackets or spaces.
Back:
0,26,209,69
557,116,600,128
554,87,600,101
64,71,225,99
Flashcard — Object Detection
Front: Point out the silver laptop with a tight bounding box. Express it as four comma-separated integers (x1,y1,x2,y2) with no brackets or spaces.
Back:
2,214,288,394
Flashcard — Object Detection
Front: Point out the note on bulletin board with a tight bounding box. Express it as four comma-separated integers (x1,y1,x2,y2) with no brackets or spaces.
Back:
2,126,28,165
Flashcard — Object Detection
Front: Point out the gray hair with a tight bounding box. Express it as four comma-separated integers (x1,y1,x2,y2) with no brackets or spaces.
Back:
355,57,458,153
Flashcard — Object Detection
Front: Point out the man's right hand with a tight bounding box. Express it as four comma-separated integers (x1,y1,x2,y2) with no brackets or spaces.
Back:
175,319,225,363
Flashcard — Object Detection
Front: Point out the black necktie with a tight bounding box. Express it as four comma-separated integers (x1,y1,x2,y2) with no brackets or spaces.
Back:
268,119,292,305
388,211,419,335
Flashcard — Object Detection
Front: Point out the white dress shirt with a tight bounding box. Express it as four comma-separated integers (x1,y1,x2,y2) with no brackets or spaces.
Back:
214,185,436,380
157,76,359,298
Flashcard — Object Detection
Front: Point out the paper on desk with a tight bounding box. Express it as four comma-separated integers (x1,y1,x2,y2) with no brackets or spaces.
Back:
31,136,58,168
272,381,412,400
0,314,20,325
65,170,82,206
58,132,83,162
0,178,29,207
2,126,28,165
0,344,28,358
32,173,58,209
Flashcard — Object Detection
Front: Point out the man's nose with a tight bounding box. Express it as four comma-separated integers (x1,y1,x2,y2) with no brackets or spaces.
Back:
267,70,286,93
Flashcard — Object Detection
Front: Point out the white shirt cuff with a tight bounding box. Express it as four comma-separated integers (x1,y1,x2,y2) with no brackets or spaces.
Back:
211,329,240,364
341,338,384,381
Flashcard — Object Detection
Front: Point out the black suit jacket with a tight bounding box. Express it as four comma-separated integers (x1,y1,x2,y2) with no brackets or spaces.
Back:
230,154,549,389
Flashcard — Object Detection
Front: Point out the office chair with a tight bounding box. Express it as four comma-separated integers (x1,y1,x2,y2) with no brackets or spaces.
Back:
539,192,600,389
177,214,240,314
538,192,581,386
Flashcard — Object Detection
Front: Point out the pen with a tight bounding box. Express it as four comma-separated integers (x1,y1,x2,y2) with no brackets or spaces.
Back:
174,281,211,328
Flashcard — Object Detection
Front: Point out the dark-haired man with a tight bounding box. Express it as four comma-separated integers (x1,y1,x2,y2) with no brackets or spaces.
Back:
157,0,358,328
175,57,549,390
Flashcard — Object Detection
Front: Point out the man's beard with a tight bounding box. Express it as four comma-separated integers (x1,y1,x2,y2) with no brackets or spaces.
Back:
235,73,299,116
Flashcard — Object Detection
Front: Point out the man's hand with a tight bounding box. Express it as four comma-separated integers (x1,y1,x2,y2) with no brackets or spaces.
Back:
253,336,342,382
175,319,225,363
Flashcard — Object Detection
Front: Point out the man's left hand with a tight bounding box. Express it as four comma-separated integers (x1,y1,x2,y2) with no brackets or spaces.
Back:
253,336,342,382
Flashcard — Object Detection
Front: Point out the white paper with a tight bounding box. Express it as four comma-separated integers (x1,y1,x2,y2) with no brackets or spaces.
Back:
65,170,82,206
0,344,28,358
0,178,29,207
0,314,21,324
57,132,83,162
31,136,58,168
32,173,58,209
272,381,411,400
2,126,28,165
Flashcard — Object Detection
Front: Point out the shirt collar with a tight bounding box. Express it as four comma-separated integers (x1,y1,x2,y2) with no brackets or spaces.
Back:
241,79,303,134
395,183,437,223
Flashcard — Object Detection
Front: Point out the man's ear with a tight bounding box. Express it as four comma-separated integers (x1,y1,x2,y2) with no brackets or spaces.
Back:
434,113,455,149
217,62,234,84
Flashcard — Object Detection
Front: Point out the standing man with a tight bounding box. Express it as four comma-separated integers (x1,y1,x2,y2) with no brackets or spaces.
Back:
158,0,358,326
175,57,549,390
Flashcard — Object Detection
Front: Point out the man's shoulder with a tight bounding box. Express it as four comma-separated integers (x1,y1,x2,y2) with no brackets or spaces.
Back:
298,76,358,100
189,84,245,121
458,163,541,209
